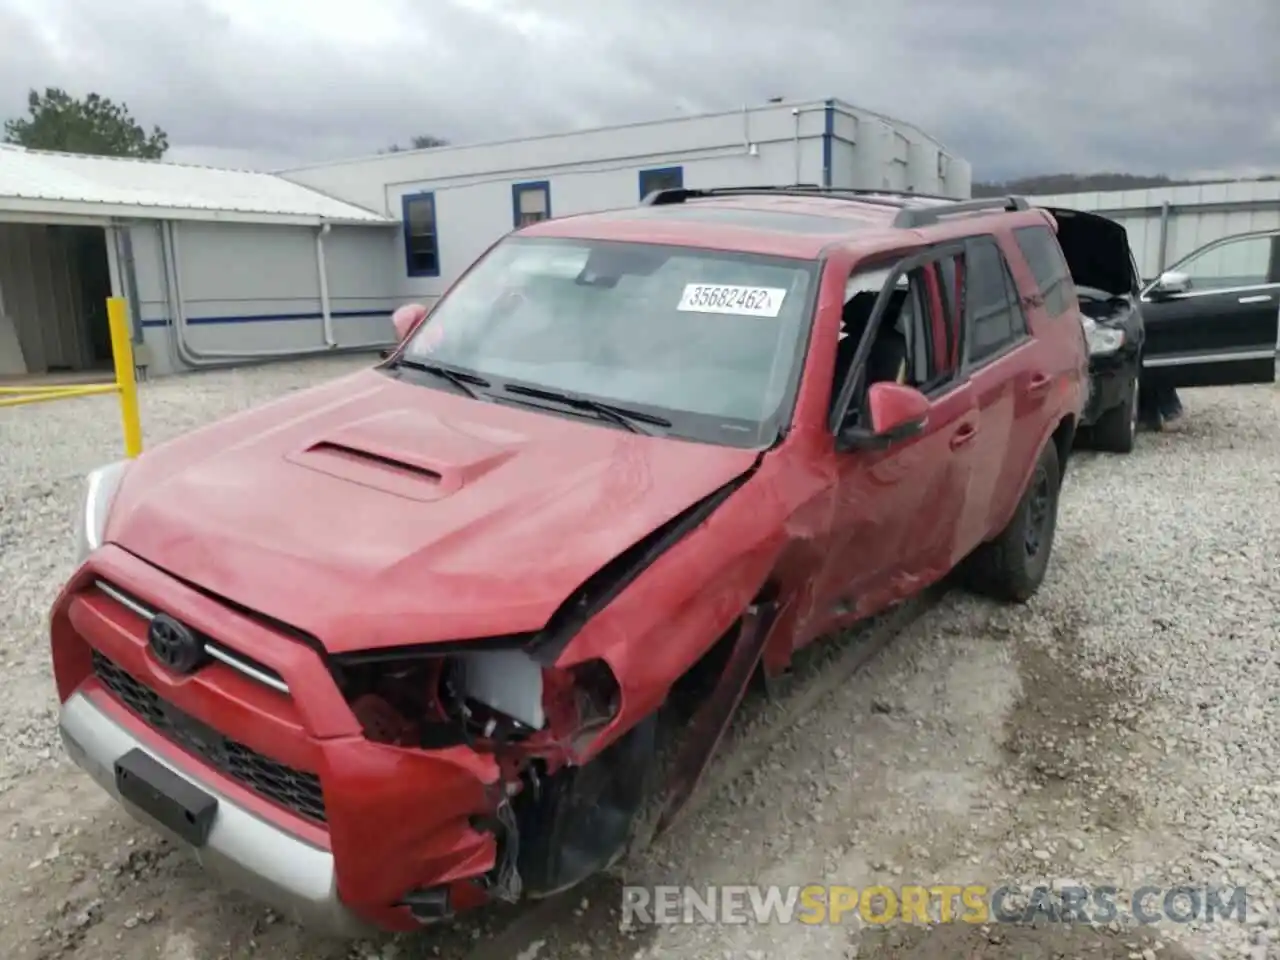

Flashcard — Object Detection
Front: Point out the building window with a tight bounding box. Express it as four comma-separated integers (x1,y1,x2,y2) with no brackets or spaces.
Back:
639,166,683,201
402,192,439,277
512,181,551,227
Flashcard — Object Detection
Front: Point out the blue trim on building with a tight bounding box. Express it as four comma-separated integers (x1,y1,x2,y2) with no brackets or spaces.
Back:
638,166,684,201
140,309,393,329
402,191,440,278
822,99,835,188
511,180,552,227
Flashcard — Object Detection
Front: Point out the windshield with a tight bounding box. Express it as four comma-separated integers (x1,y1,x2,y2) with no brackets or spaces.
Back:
398,236,819,447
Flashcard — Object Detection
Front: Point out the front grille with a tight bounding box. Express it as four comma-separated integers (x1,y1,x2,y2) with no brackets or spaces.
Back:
93,580,289,696
91,652,326,824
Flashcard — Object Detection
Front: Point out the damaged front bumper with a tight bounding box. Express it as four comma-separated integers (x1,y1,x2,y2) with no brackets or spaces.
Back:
1082,352,1138,425
59,690,367,936
1079,304,1143,427
57,683,512,933
50,549,521,934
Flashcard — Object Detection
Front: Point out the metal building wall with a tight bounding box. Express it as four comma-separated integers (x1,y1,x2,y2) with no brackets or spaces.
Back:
828,105,971,199
129,220,401,376
1028,181,1280,281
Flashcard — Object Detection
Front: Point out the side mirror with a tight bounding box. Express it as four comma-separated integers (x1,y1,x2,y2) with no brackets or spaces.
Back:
1148,270,1190,298
392,302,429,342
836,382,931,452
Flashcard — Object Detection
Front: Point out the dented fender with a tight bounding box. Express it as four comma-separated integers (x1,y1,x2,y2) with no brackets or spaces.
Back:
485,442,843,773
550,499,788,759
538,451,838,759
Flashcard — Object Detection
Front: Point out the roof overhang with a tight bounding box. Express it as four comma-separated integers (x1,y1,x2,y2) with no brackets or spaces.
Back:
0,208,110,227
0,196,398,228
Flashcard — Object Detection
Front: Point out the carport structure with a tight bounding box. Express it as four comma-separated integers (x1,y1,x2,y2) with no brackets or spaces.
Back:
0,144,400,380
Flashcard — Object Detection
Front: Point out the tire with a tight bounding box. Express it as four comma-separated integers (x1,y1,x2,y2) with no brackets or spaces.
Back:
1090,371,1139,453
1137,372,1167,432
962,440,1062,603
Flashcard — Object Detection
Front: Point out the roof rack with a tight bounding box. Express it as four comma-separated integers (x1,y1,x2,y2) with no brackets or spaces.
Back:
891,196,1028,228
641,185,1029,227
641,185,910,211
805,186,961,203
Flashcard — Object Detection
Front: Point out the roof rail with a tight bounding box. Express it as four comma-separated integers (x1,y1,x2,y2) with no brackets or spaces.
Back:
641,185,913,211
804,186,961,203
640,185,1030,228
892,196,1028,228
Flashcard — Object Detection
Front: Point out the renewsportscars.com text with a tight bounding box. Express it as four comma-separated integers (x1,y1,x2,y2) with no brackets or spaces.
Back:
621,884,1253,927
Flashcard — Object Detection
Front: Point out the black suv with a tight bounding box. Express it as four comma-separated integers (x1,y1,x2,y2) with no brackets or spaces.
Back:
1019,208,1146,453
1139,228,1280,410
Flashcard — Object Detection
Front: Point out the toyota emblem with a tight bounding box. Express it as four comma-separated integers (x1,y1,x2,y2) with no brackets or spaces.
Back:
147,613,205,674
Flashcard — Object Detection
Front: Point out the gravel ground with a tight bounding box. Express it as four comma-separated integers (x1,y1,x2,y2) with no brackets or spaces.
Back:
1,358,1277,960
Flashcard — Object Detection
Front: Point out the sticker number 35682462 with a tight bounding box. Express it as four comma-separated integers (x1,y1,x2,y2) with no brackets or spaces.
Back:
677,283,788,318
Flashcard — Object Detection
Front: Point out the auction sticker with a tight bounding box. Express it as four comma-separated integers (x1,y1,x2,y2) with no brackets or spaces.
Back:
677,283,787,317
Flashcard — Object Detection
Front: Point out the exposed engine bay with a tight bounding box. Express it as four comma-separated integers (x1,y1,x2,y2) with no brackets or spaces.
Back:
1076,285,1135,323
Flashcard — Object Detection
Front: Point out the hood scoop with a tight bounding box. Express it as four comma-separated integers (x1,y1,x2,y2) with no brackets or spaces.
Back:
286,409,525,502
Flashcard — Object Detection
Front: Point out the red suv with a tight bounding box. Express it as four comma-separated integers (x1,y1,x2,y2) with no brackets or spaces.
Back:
51,186,1088,934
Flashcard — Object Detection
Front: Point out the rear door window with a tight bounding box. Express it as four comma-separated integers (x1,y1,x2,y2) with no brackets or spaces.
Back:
963,238,1027,365
1013,225,1074,316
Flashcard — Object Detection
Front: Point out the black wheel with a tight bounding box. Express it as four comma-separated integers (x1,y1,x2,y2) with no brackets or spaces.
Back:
1137,373,1168,432
1090,371,1139,453
962,440,1061,603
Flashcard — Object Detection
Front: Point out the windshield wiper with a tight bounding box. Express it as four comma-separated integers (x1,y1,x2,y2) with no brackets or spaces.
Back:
394,358,491,399
502,384,672,434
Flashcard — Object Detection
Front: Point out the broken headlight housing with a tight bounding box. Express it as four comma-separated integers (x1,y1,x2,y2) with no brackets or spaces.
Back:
1080,315,1125,356
73,460,131,565
331,646,621,753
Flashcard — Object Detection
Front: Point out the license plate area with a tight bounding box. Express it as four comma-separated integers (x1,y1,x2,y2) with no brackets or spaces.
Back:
114,748,218,847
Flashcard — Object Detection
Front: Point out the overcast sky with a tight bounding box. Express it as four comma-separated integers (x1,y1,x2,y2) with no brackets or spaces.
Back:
1,0,1276,181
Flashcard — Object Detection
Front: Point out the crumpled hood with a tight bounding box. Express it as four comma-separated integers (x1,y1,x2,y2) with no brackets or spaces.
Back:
105,368,757,653
1044,207,1137,297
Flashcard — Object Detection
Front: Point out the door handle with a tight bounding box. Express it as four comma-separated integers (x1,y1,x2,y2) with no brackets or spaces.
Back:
1239,295,1273,304
950,423,979,449
1027,373,1053,395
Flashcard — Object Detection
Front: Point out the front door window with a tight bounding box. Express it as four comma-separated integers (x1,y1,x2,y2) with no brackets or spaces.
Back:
1170,233,1277,293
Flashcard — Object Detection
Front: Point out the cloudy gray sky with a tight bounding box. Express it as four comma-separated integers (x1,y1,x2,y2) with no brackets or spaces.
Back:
1,0,1276,180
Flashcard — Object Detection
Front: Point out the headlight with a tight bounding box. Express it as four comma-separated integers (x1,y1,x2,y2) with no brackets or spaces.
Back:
73,460,130,565
1080,315,1125,356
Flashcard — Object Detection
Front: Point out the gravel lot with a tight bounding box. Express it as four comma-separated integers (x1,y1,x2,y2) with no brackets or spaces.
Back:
1,358,1277,960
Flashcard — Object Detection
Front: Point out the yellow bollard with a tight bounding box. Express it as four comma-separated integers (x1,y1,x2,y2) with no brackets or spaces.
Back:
106,297,143,457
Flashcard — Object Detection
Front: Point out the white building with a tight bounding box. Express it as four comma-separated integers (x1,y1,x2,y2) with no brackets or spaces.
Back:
0,144,400,378
279,97,972,311
2,98,971,378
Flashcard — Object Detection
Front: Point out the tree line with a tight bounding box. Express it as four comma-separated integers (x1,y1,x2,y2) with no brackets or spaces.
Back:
973,171,1277,197
3,87,448,160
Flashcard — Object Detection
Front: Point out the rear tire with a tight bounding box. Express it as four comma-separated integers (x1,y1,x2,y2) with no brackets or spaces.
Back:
1090,371,1139,453
962,440,1061,603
